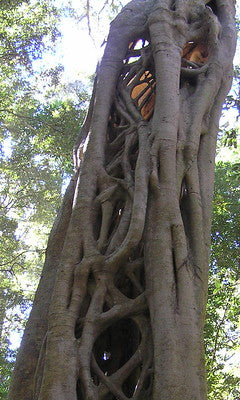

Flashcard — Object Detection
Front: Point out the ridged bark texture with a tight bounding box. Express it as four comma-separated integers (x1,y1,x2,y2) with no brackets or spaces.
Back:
9,1,236,399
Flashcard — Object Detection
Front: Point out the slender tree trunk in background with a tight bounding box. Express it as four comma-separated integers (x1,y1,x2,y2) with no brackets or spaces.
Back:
9,1,236,399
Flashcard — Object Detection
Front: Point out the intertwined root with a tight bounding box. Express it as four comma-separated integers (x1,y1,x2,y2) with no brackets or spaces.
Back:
73,40,154,399
73,29,211,397
26,2,236,400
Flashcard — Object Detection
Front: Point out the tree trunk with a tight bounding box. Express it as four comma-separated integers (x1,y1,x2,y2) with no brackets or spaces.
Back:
9,1,236,399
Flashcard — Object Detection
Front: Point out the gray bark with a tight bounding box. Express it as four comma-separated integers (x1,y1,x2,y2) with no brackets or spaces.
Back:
9,0,236,399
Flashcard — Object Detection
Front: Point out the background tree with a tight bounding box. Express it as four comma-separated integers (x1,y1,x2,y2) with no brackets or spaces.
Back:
204,64,240,400
0,1,89,397
206,159,240,400
0,1,58,395
0,85,88,399
6,1,238,400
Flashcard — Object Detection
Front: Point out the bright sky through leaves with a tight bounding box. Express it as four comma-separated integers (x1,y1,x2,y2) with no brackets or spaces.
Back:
38,0,130,82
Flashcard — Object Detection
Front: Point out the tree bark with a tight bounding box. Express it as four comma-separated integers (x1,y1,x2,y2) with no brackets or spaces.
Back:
9,1,236,399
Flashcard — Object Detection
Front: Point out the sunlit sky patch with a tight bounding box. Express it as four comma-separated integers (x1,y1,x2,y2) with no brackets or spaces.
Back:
39,0,240,88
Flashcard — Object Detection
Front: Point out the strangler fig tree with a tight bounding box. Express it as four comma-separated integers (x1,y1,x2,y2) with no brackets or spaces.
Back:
9,1,236,399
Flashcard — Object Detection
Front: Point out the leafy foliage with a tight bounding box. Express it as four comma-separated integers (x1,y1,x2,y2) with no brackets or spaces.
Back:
0,1,88,398
0,0,60,71
0,81,88,391
205,160,240,400
0,0,61,148
0,93,88,398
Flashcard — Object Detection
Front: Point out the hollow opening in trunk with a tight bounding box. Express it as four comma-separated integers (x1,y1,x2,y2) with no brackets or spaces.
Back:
93,318,141,376
206,0,218,16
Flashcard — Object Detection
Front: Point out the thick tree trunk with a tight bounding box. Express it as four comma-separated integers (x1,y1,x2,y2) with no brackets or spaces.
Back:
9,1,236,399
